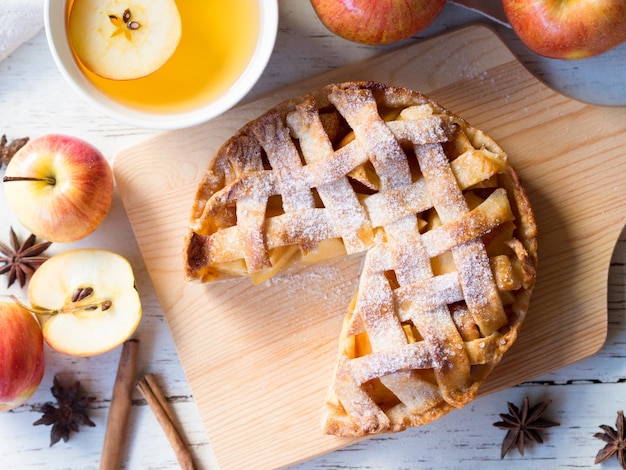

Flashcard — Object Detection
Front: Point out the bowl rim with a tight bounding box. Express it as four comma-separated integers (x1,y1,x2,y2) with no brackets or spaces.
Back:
43,0,278,130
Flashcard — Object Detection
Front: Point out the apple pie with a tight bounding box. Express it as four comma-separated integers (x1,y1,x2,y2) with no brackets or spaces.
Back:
184,81,537,436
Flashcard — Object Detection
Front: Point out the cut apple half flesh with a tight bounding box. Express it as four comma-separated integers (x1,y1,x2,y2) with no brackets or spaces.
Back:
68,0,182,80
27,249,142,357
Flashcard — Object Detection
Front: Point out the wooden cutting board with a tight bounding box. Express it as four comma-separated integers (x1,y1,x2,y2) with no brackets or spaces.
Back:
113,26,626,469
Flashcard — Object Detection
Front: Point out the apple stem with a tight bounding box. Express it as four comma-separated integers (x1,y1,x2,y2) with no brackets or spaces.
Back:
3,175,56,185
5,295,53,316
5,294,112,317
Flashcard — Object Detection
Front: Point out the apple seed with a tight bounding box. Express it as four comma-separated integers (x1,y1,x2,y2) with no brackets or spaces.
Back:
71,286,94,303
109,8,142,41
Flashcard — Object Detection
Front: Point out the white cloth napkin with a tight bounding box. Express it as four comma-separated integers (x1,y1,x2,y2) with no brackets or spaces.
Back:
0,0,44,63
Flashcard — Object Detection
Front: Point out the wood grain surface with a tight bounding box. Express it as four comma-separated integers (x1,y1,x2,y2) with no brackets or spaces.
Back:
113,26,625,469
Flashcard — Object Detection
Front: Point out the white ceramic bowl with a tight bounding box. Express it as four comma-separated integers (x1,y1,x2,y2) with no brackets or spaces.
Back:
44,0,278,129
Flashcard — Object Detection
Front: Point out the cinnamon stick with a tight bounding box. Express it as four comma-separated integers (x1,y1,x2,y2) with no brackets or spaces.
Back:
137,374,195,470
100,339,140,470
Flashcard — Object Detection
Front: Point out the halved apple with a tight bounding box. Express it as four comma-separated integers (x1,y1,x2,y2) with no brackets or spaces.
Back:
68,0,182,80
26,249,141,357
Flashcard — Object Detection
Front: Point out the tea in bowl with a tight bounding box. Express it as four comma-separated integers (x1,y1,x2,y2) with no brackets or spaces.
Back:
44,0,278,129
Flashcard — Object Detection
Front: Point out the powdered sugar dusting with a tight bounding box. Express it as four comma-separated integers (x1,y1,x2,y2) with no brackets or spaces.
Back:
185,83,534,437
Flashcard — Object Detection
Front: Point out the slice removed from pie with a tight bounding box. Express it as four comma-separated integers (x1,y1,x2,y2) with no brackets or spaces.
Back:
184,81,537,436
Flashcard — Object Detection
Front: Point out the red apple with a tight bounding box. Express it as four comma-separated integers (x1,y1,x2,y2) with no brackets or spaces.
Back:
3,134,114,243
310,0,447,45
0,302,45,412
502,0,626,59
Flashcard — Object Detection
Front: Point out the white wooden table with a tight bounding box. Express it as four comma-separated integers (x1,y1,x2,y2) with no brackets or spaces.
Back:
1,2,626,469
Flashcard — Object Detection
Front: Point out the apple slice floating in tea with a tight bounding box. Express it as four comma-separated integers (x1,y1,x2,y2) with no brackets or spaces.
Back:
68,0,182,80
23,249,142,357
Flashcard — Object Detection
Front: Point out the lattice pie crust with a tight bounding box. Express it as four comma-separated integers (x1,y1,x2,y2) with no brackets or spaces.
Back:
184,82,537,436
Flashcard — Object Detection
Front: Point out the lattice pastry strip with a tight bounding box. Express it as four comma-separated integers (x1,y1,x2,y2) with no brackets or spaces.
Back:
230,137,272,272
286,96,373,254
184,81,538,437
416,142,506,335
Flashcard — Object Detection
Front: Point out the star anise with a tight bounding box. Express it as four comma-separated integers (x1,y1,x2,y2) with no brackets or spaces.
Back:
493,396,560,458
0,227,52,288
33,375,96,447
594,410,626,468
0,134,29,169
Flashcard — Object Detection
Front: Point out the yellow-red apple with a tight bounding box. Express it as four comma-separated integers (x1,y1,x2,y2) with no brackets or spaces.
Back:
503,0,626,59
0,302,45,412
310,0,447,45
3,134,114,243
25,249,141,357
